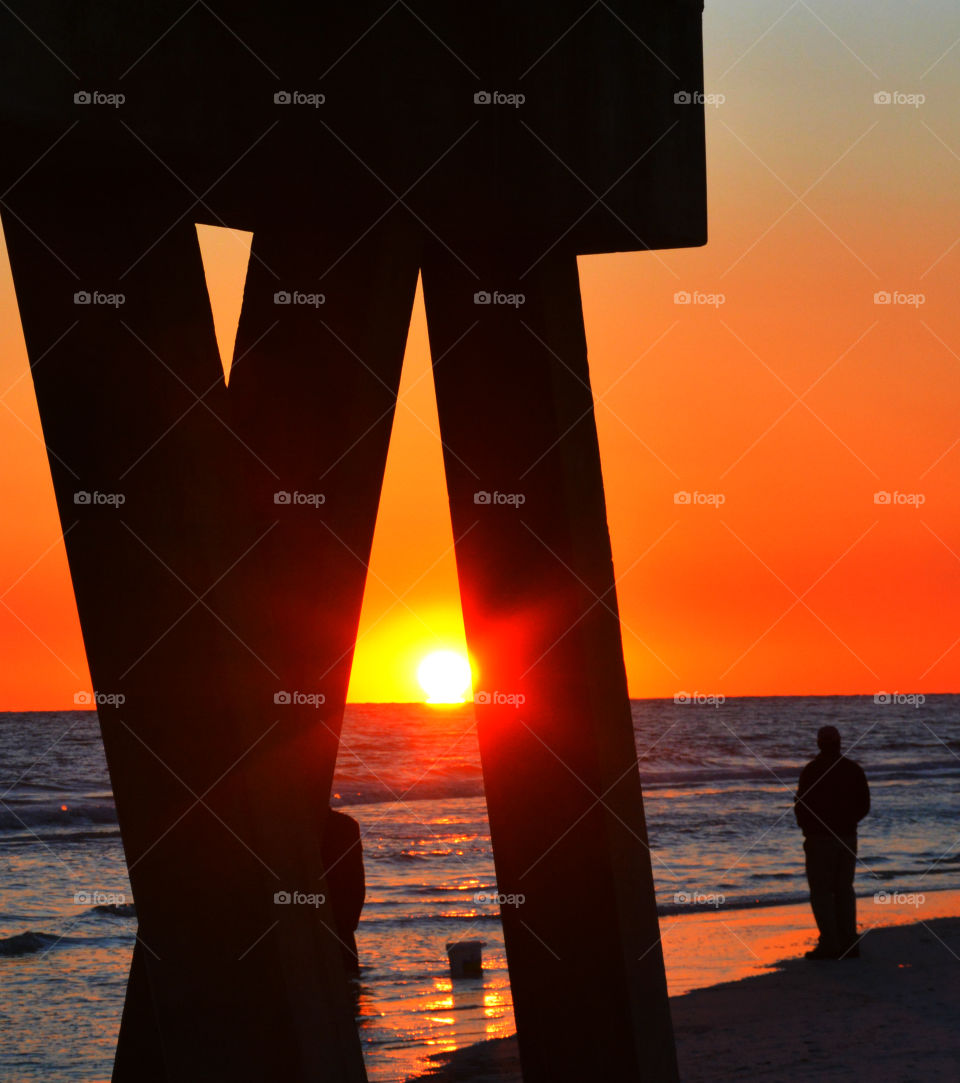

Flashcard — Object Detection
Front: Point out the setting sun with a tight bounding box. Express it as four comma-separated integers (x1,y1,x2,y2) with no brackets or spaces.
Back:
417,650,472,705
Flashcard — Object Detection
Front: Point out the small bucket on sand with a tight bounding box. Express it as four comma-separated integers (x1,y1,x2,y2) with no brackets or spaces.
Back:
446,939,485,978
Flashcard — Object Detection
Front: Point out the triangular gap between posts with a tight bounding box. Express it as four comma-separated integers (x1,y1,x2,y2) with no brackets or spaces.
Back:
195,224,254,386
347,272,472,705
191,230,472,701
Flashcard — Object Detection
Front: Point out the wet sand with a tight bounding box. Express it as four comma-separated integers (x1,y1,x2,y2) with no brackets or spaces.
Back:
409,900,960,1081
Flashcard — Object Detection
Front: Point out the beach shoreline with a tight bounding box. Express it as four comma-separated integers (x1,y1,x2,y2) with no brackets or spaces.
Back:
4,704,958,1082
408,894,960,1082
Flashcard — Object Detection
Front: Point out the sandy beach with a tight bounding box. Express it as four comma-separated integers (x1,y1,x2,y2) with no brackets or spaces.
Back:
410,909,960,1081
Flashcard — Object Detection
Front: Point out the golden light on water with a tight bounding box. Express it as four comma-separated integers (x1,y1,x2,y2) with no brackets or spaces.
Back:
417,650,472,704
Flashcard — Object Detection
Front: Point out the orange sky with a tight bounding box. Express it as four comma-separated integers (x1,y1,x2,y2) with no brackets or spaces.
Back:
2,3,960,706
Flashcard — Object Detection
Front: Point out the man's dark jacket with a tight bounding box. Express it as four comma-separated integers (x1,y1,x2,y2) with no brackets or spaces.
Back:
795,752,870,838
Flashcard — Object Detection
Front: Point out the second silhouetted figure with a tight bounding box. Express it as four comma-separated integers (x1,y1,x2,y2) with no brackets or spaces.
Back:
795,725,870,959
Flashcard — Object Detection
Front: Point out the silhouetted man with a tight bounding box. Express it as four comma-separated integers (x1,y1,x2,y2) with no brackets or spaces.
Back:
321,808,365,978
795,725,870,959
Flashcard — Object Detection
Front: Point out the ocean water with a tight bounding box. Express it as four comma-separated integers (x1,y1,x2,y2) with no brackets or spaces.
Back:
1,695,958,1081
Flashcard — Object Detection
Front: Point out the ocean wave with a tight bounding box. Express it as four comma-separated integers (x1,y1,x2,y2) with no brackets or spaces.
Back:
5,757,957,824
91,903,136,918
0,931,67,956
0,830,123,849
405,885,490,897
0,800,118,832
330,758,960,808
642,759,960,790
656,895,806,916
373,850,482,864
360,912,506,927
332,783,486,808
